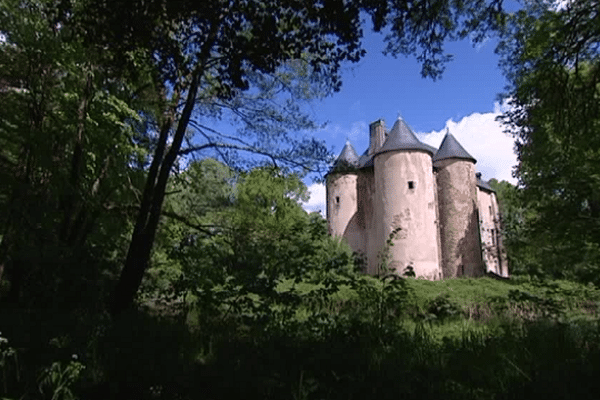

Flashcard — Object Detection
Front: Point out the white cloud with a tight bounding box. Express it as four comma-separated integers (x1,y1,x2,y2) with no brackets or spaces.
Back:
348,120,368,143
322,120,367,145
321,123,345,140
302,182,327,216
469,32,491,52
493,99,512,114
418,102,517,184
551,0,572,11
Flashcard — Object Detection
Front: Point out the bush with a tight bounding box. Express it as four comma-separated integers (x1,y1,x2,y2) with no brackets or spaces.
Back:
426,294,462,322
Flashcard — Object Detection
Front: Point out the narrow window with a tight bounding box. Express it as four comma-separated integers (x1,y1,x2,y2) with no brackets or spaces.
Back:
489,206,493,216
335,196,340,204
408,181,415,189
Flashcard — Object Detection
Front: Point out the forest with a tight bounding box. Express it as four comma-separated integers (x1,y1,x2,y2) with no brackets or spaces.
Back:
1,0,600,399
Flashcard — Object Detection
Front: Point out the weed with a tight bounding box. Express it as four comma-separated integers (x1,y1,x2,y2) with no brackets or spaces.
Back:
38,355,85,400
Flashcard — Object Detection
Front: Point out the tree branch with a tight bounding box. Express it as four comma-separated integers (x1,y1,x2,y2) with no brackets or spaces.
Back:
179,142,280,166
160,210,228,236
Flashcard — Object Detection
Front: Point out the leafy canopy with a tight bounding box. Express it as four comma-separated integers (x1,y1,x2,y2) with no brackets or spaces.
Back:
497,0,600,282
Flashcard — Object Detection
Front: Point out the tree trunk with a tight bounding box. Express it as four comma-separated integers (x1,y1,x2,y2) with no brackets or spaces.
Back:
60,72,94,242
109,12,225,316
109,73,200,316
0,145,34,304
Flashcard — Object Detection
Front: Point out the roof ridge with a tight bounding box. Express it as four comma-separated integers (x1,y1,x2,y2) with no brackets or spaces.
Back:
375,118,434,156
433,130,476,163
330,141,359,172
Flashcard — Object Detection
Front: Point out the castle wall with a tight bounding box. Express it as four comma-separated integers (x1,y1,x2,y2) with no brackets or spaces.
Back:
435,159,484,278
477,188,507,276
356,168,376,271
326,173,363,253
373,151,440,279
432,170,443,278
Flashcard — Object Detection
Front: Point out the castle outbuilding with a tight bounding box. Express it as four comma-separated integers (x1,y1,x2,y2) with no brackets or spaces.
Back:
326,117,508,279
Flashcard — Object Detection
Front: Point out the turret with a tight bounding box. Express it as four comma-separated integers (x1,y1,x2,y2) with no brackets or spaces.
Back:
433,131,484,278
372,118,441,279
476,173,509,277
326,141,363,252
369,119,386,155
357,121,382,271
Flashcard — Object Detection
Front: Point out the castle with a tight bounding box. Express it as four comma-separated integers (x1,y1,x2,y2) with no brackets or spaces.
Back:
326,118,509,279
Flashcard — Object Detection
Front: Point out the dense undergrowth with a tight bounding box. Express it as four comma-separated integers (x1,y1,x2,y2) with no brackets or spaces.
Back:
2,275,600,400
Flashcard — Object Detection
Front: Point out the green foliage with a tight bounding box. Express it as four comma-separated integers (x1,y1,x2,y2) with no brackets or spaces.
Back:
359,0,507,79
487,179,540,275
11,1,600,399
4,275,600,400
346,274,411,338
38,356,85,400
399,276,600,329
0,0,508,312
497,0,600,283
0,332,19,397
426,293,462,321
145,162,360,334
376,226,402,275
0,326,89,400
0,0,149,308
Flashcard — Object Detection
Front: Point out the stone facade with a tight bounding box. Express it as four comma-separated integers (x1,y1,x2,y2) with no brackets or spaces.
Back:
326,118,509,279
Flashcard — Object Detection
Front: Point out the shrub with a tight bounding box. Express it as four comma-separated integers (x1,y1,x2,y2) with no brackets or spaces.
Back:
426,294,462,322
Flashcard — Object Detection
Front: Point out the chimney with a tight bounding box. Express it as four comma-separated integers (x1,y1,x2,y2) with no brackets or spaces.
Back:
369,119,386,155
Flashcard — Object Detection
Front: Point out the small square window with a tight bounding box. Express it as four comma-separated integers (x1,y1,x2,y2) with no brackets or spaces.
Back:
335,196,340,204
408,181,415,189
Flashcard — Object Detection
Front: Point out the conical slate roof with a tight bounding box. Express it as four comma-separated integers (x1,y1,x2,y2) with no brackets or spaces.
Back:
358,149,374,168
476,173,495,192
422,142,438,154
433,131,476,163
375,118,434,156
331,141,359,172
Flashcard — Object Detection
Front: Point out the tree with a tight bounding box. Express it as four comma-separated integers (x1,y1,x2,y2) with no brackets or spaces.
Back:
497,0,600,282
487,179,541,276
49,0,509,314
144,161,358,326
140,158,235,308
70,0,366,315
0,0,152,306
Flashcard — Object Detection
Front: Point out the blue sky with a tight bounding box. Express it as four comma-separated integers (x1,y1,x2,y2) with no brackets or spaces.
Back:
302,27,518,215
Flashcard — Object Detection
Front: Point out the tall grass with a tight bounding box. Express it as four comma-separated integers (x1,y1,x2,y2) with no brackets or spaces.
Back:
2,276,600,399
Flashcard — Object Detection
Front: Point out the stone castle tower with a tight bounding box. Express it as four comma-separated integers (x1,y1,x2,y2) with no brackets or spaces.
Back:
326,117,509,279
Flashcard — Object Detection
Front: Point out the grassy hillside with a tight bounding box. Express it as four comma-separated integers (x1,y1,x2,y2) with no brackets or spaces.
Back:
2,275,600,399
405,276,600,319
